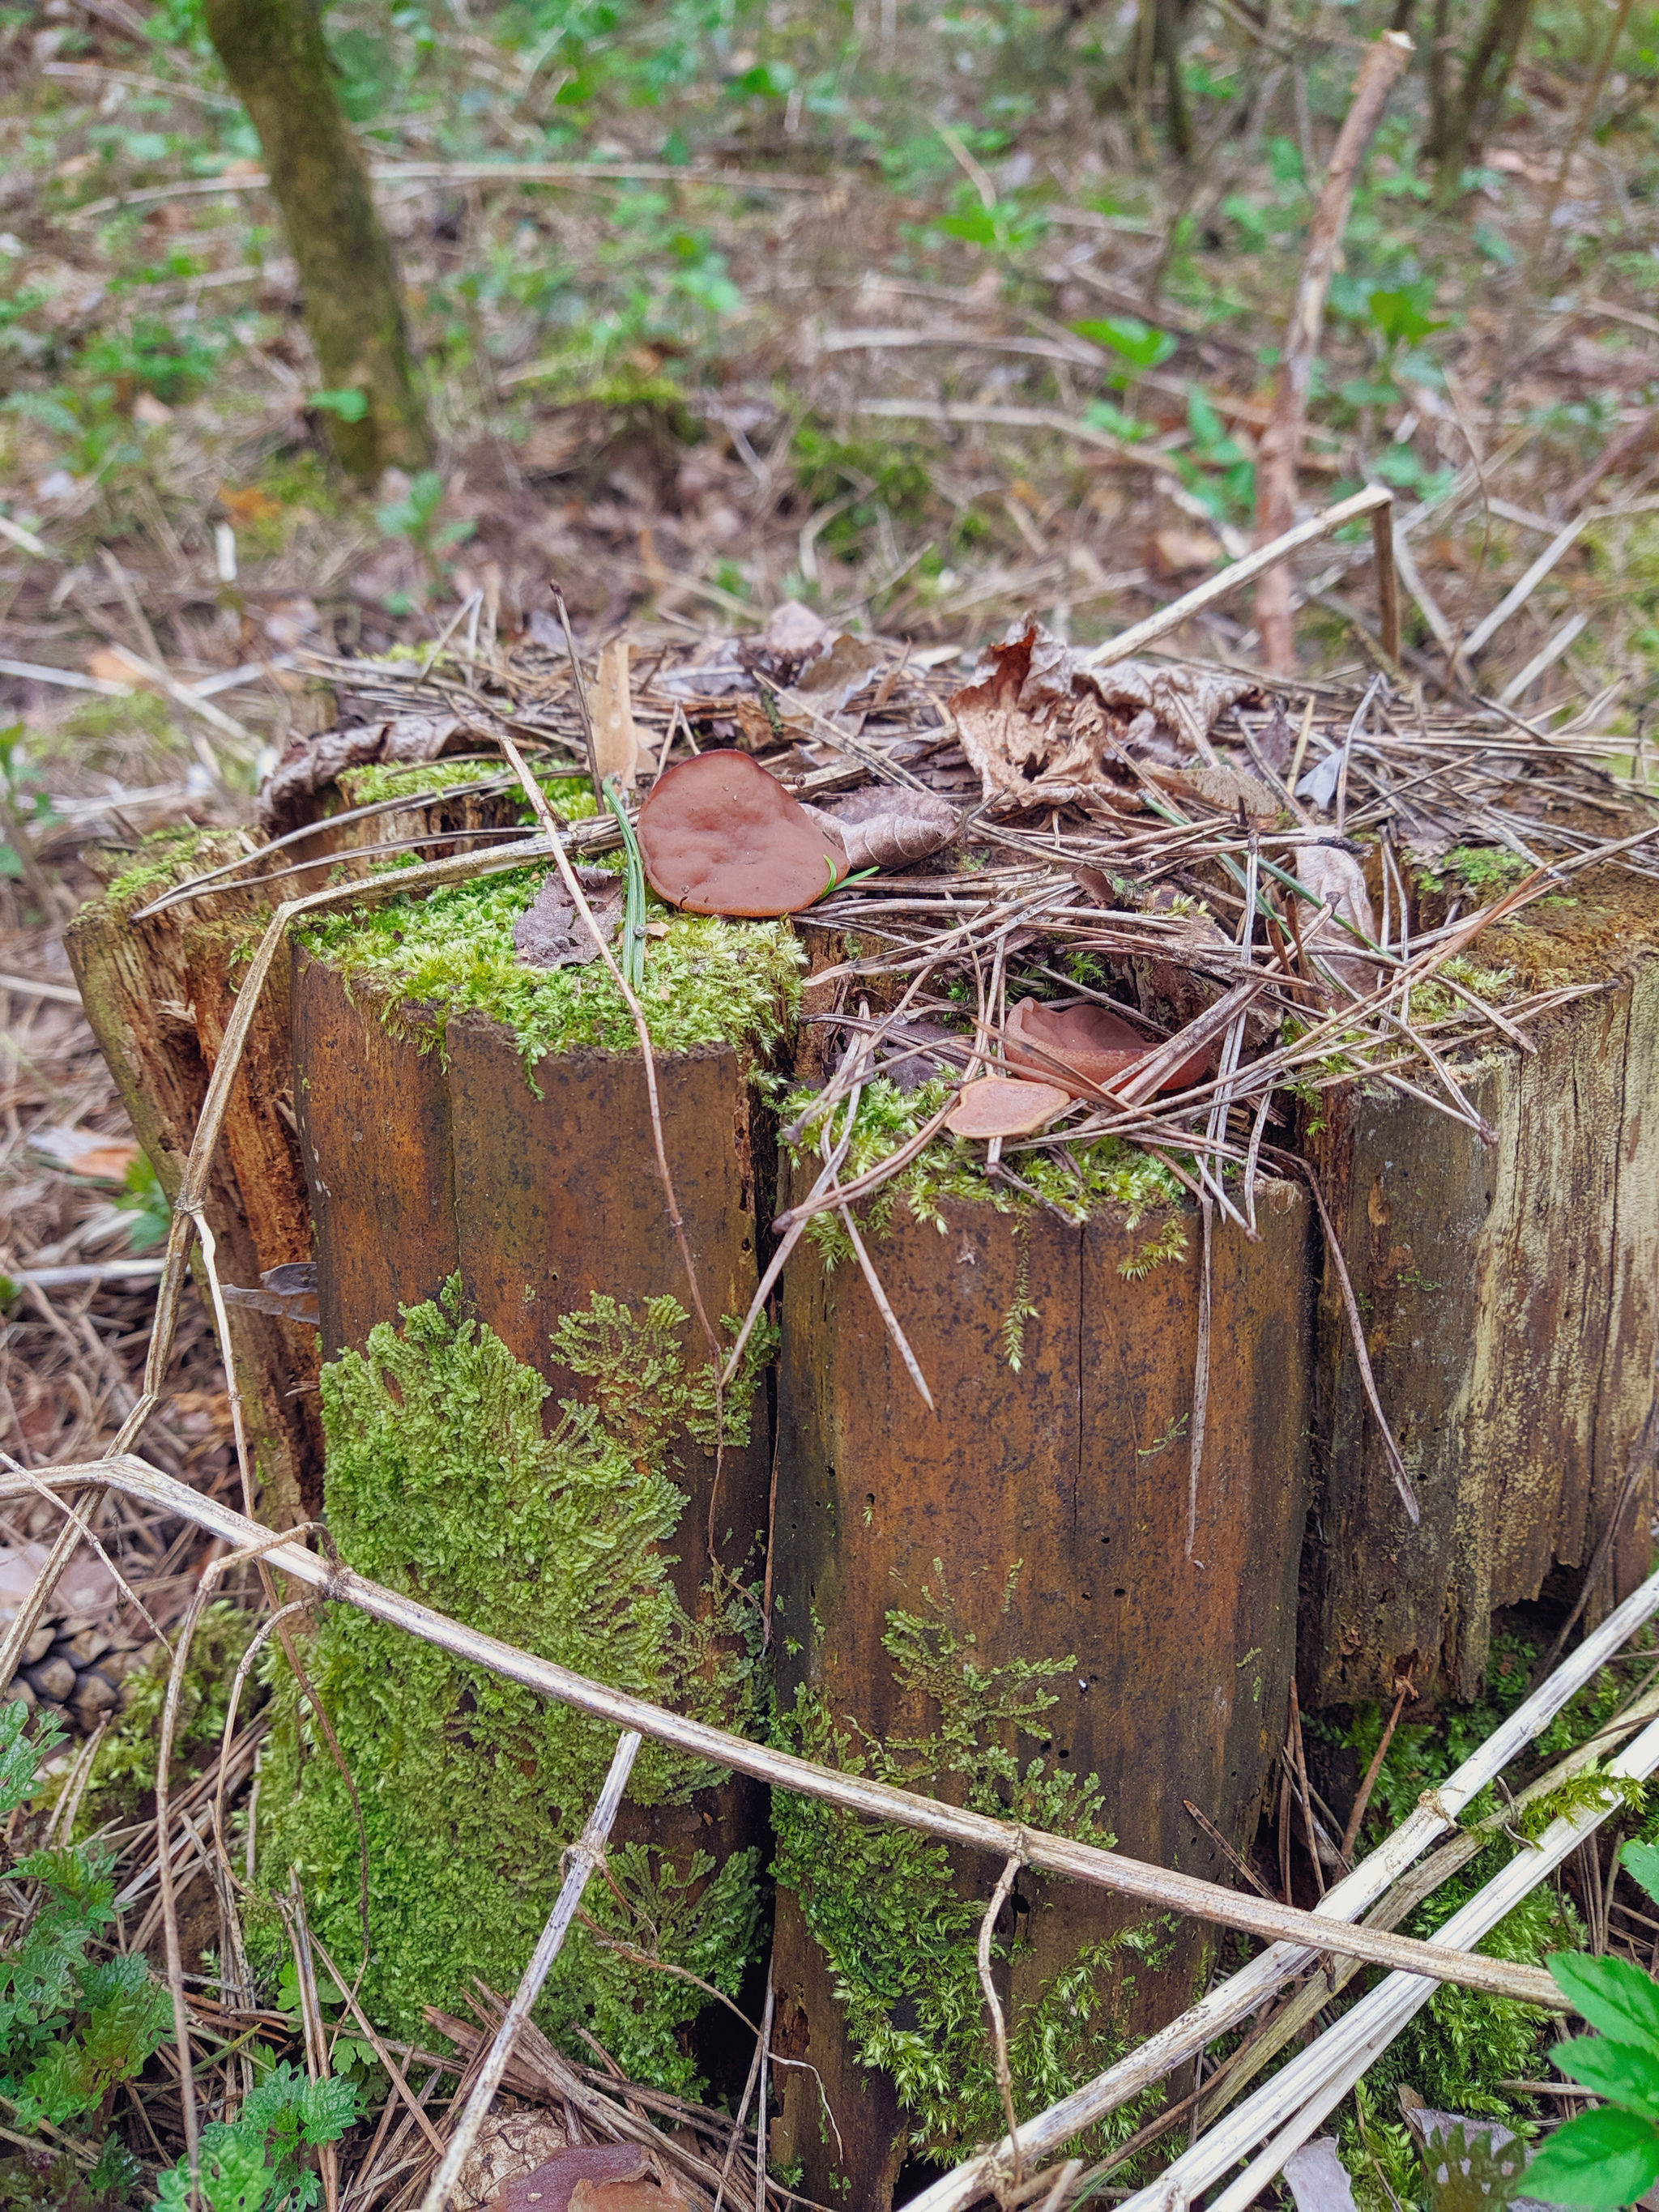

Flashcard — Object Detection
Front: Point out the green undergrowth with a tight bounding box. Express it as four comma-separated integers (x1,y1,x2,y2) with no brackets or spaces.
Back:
784,1076,1189,1269
72,1603,256,1836
298,865,803,1076
774,1567,1168,2172
252,1277,772,2095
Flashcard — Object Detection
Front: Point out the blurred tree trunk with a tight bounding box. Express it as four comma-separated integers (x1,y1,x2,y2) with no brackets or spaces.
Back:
204,0,431,480
1423,0,1535,199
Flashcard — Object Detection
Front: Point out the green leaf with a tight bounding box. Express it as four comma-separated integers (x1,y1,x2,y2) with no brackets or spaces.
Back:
1072,316,1179,373
1552,2031,1659,2120
1623,1839,1659,1910
1520,2106,1659,2207
309,388,369,423
1550,1950,1659,2045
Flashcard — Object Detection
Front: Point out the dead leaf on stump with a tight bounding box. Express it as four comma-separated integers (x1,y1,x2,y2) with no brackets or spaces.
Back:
800,786,959,871
513,870,626,969
1294,842,1382,995
257,712,471,837
948,616,1256,810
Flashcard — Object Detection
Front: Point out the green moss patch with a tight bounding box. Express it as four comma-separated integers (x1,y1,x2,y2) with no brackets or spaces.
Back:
774,1569,1166,2166
99,824,226,912
299,866,802,1073
332,762,598,816
786,1076,1189,1264
254,1280,770,2089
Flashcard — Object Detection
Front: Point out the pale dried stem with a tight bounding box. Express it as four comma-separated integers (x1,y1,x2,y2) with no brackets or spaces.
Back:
976,1853,1025,2187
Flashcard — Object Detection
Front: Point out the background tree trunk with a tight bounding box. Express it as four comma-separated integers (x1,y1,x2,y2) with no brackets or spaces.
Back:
1424,0,1536,200
204,0,432,480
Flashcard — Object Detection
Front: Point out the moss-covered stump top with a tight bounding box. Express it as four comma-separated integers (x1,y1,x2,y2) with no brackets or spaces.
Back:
298,863,804,1069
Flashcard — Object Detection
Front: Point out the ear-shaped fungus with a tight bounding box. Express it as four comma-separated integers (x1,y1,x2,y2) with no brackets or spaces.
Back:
1003,996,1210,1097
945,1076,1073,1140
635,751,847,917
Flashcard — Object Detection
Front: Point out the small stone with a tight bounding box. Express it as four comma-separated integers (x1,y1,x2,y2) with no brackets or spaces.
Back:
4,1679,37,1712
61,1627,113,1667
23,1627,54,1666
72,1670,118,1714
24,1657,76,1703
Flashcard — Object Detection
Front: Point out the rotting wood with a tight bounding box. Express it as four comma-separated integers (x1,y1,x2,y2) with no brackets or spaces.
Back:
64,838,323,1521
1302,867,1659,1702
770,1176,1309,2207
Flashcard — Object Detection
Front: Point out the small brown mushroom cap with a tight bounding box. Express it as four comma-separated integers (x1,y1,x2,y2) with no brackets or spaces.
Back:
945,1075,1073,1140
1003,997,1210,1097
636,751,847,917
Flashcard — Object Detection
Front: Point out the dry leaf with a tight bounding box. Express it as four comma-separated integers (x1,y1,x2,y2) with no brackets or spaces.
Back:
1149,760,1281,820
946,1076,1072,1139
777,631,882,731
1149,526,1222,577
454,2111,567,2212
801,787,957,871
218,482,284,527
87,646,152,691
221,1263,320,1327
593,639,641,788
31,1127,140,1182
513,873,625,969
949,618,1255,808
1294,842,1381,995
130,391,173,428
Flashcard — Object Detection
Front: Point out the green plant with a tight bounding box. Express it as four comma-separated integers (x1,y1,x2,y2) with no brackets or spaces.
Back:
1073,316,1179,385
254,1281,770,2090
774,1568,1167,2162
374,468,476,586
1515,1839,1659,2206
112,1151,171,1254
154,2061,357,2211
76,1601,257,1833
0,1704,172,2159
0,727,58,884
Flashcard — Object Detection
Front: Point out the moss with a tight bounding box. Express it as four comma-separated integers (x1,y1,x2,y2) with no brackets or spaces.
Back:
774,1567,1166,2167
100,824,222,912
786,1077,1189,1262
1416,846,1533,896
332,762,598,816
253,1279,770,2091
298,866,803,1074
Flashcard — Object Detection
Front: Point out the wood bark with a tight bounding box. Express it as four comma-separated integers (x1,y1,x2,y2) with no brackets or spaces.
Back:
1300,890,1659,1703
770,1182,1311,2210
203,0,431,479
1425,0,1536,198
1253,32,1413,674
65,847,323,1523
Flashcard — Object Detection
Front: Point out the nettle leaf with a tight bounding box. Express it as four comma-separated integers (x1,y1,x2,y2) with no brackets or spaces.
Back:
1520,2105,1659,2209
1623,1838,1659,1909
1550,1950,1659,2045
1550,2031,1659,2120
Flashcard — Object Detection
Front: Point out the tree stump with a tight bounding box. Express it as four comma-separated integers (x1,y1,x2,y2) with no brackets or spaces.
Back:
1302,867,1659,1703
768,1180,1310,2204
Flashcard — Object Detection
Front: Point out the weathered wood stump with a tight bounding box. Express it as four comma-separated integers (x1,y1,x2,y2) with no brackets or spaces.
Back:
65,833,323,1520
769,1178,1310,2202
1302,868,1659,1703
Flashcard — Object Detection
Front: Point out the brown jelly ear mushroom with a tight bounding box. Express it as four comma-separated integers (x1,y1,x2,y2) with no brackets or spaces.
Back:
635,750,847,918
945,1076,1073,1140
1004,996,1211,1096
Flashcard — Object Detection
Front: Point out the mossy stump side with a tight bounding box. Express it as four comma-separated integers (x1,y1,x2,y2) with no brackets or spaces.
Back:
1303,908,1659,1705
770,1180,1310,2207
66,838,322,1521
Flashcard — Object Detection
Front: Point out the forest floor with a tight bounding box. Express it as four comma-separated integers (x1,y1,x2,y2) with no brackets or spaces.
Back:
2,1,1659,2201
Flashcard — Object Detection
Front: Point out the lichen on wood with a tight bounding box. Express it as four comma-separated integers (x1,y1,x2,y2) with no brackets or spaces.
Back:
253,1277,773,2091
